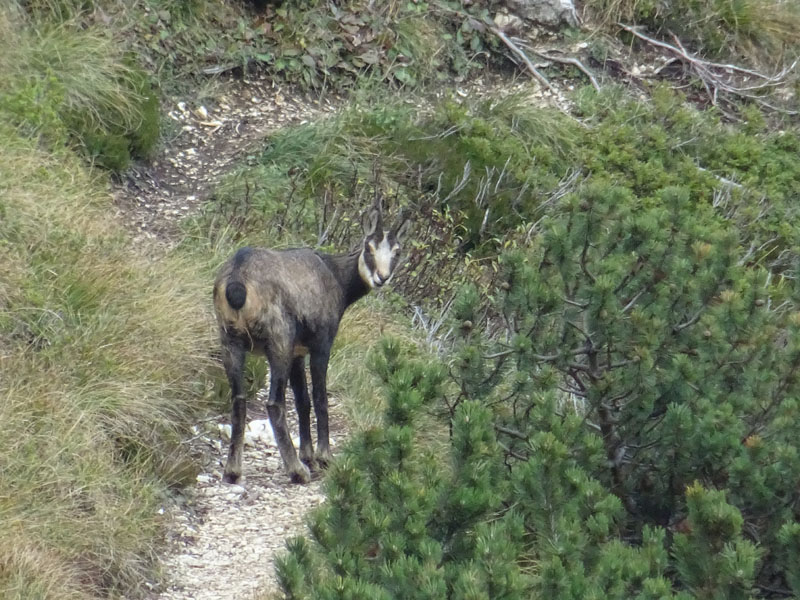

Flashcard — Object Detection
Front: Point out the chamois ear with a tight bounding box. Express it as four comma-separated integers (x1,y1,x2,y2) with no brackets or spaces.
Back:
362,207,382,236
394,213,411,242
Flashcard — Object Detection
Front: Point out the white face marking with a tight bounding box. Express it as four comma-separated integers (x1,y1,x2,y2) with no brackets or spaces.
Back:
358,251,374,288
373,236,394,283
359,231,399,288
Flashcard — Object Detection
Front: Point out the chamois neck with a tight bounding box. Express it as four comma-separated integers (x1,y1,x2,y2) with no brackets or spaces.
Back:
318,249,371,308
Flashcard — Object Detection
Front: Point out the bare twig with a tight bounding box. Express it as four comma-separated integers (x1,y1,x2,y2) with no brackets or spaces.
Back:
495,424,528,440
619,22,798,114
440,160,472,204
489,27,558,93
524,46,601,91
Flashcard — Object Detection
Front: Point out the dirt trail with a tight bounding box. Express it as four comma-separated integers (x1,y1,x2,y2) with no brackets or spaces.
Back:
114,74,339,244
114,70,555,600
113,74,343,599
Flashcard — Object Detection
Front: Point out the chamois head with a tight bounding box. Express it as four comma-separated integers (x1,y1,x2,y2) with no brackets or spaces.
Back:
358,206,411,289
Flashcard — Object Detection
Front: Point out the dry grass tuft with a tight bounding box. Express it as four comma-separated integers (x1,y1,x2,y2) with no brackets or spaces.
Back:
586,0,800,62
0,119,216,596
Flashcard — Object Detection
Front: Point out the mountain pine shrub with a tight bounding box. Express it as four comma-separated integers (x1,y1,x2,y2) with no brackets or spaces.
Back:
446,182,800,596
276,179,800,598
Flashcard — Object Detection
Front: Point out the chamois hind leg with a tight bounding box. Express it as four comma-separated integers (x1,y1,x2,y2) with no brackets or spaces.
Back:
290,356,314,467
266,355,311,484
310,349,333,467
222,338,247,484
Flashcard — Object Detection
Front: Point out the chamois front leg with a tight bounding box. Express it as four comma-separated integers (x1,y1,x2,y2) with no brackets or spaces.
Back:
267,358,311,484
310,350,333,467
290,356,315,467
222,340,247,484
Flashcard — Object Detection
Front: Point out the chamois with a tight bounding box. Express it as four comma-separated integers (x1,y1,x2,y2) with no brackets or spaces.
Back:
213,206,410,484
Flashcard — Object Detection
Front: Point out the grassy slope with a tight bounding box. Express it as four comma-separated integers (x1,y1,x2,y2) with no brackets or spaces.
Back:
0,128,218,598
2,0,799,597
0,4,218,597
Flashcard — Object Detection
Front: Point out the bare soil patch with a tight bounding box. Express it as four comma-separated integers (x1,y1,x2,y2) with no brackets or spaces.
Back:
113,74,339,244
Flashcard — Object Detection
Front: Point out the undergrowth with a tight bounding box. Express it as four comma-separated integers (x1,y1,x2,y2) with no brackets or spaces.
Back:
585,0,800,61
16,0,496,91
191,84,800,313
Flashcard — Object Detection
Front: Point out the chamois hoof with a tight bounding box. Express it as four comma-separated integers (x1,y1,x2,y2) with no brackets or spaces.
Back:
299,450,316,469
222,471,241,484
315,449,333,469
288,463,312,484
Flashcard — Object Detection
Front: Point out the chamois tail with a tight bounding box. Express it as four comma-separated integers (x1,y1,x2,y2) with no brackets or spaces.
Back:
224,247,253,310
225,281,247,310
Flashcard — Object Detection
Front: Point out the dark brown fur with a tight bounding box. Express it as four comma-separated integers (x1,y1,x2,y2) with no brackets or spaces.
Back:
214,209,409,484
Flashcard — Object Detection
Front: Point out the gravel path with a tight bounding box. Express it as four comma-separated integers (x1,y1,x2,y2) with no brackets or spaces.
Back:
154,392,346,600
114,74,339,244
112,75,343,600
113,70,560,600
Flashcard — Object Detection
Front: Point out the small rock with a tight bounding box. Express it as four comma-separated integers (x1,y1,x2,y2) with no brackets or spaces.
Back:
493,11,524,31
245,419,276,447
226,484,247,496
506,0,579,27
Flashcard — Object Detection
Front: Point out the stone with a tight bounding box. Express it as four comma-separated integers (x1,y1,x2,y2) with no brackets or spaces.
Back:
244,419,276,447
504,0,579,27
493,11,524,32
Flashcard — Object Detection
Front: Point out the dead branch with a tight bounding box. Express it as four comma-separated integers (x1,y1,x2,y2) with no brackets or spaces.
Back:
525,47,601,91
489,26,557,93
619,23,798,115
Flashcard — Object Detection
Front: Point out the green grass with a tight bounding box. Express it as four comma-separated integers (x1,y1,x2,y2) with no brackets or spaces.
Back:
0,119,215,597
0,3,160,170
585,0,800,61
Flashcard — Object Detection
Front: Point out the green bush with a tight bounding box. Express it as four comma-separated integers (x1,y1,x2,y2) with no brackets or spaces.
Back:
276,342,533,599
275,178,800,598
451,184,799,595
